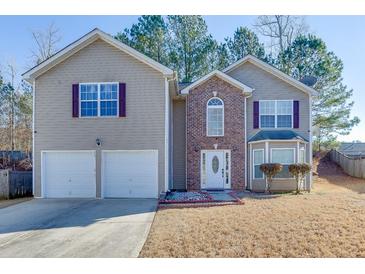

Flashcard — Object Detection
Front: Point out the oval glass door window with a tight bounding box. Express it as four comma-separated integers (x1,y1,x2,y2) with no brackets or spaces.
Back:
212,156,219,174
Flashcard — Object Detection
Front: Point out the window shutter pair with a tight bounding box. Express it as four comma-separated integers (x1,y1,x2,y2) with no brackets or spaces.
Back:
72,83,126,117
253,100,299,129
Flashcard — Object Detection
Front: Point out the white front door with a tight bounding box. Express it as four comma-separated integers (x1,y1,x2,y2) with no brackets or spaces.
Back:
205,151,225,189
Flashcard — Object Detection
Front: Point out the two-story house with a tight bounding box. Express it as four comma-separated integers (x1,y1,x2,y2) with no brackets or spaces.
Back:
23,28,317,198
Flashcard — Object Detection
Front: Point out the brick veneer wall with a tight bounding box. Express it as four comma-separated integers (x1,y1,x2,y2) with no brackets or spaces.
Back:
186,76,246,190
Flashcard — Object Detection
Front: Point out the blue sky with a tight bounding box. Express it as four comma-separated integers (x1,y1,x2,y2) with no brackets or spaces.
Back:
0,16,363,141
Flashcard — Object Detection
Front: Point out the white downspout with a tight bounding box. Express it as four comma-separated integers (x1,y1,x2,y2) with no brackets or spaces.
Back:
265,141,269,191
164,77,169,193
309,96,313,191
244,96,247,190
32,80,35,197
244,92,252,190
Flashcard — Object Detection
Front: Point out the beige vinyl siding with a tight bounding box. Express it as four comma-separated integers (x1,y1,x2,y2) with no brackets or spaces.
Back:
228,61,311,191
34,39,166,197
172,99,186,189
227,62,310,141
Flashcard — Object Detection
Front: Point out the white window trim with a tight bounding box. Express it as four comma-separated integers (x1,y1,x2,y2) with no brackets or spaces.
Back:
79,82,119,118
253,149,264,180
259,100,293,129
206,97,224,137
270,147,296,179
299,147,306,163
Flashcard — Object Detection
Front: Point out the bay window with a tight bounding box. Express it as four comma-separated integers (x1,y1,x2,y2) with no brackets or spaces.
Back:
253,149,264,179
271,148,295,178
299,147,305,163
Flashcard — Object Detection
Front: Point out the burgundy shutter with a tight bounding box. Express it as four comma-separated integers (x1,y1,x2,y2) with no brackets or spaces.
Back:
119,83,126,117
253,101,259,129
72,84,79,117
293,100,299,128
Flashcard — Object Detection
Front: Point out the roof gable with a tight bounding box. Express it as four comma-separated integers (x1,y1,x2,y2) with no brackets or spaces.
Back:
223,55,318,97
23,28,174,81
180,70,253,95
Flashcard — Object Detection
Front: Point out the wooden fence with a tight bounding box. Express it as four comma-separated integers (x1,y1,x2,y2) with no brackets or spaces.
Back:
0,151,32,162
329,150,365,179
0,170,32,199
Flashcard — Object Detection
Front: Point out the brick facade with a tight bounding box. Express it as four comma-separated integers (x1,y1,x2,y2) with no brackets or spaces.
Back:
186,76,246,190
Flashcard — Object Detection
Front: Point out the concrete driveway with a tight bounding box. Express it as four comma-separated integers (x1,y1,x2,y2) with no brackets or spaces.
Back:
0,198,157,257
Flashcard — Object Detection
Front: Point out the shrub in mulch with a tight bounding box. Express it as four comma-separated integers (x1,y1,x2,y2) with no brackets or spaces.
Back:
158,191,244,209
260,163,283,193
160,191,213,204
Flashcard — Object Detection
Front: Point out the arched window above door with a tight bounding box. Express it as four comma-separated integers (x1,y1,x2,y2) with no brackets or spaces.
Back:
207,97,224,136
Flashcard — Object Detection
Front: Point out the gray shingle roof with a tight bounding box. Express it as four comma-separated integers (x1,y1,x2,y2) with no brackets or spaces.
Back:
248,130,308,142
178,82,193,92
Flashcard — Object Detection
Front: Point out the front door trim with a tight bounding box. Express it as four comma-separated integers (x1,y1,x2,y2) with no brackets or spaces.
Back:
201,149,231,190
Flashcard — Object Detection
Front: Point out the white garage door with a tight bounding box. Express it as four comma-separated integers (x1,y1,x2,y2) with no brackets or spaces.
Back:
102,150,158,198
42,151,96,198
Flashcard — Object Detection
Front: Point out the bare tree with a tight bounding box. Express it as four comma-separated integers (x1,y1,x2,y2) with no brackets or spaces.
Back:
254,15,309,55
0,61,33,164
30,23,62,65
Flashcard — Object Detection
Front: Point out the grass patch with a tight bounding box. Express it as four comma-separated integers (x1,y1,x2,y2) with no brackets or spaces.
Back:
140,157,365,258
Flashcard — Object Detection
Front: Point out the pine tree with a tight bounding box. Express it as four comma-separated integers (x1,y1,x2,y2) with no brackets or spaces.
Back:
115,16,168,65
226,26,266,62
167,15,216,82
277,35,360,150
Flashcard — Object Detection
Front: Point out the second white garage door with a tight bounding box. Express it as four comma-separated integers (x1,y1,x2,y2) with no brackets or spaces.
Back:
102,150,158,198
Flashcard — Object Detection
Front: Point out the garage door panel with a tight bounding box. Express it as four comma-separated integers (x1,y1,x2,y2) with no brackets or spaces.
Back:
103,150,158,198
43,151,96,198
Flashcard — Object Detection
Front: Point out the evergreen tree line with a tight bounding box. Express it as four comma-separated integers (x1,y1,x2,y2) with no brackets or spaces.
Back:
115,15,359,150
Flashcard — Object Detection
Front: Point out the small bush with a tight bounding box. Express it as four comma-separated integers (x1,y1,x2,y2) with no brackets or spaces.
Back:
260,163,283,193
289,163,311,194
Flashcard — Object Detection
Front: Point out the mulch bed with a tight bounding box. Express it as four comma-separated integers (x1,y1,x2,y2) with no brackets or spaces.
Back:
158,191,244,209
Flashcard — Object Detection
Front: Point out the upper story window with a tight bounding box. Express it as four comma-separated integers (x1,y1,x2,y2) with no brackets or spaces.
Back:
207,97,224,136
259,100,293,128
80,83,118,117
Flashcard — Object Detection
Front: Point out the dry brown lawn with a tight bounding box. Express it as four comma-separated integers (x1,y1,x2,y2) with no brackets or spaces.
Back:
140,156,365,257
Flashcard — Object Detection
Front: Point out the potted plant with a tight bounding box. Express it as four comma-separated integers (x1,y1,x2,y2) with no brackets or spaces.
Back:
259,163,283,193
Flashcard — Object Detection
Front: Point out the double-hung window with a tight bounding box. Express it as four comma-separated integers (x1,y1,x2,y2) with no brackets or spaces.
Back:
207,97,224,136
277,100,293,128
80,84,98,117
260,101,276,128
253,149,264,179
271,148,295,178
299,147,305,163
259,100,293,128
80,83,118,117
